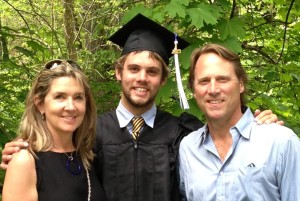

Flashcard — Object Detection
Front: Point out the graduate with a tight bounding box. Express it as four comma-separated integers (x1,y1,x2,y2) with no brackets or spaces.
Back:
94,13,202,201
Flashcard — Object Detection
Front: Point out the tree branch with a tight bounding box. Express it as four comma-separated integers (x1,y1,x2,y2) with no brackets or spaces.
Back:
230,0,236,19
27,0,63,55
241,43,277,64
73,0,96,45
3,32,49,48
246,20,288,31
278,0,295,62
2,0,32,35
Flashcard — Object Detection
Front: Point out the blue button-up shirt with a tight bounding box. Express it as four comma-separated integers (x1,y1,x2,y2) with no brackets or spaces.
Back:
179,108,300,201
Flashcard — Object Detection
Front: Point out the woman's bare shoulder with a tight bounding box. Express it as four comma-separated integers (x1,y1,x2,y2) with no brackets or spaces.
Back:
8,149,35,169
3,149,37,201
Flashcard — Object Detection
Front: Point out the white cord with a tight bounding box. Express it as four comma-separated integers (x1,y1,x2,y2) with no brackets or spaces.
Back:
173,39,189,110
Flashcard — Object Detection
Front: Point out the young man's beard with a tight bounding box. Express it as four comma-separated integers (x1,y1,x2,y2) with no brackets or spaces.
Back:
122,89,157,109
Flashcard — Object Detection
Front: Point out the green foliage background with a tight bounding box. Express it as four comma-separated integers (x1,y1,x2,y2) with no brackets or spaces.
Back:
0,0,300,197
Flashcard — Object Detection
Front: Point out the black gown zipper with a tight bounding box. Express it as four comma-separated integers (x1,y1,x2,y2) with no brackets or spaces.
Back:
134,138,138,201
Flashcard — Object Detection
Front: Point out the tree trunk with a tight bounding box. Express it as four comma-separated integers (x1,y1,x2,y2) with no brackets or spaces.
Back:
0,16,9,60
62,0,77,60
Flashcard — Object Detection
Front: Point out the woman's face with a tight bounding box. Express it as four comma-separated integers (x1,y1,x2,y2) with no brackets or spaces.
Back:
39,76,86,137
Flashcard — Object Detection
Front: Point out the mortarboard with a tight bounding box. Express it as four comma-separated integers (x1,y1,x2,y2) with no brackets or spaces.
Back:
108,13,190,65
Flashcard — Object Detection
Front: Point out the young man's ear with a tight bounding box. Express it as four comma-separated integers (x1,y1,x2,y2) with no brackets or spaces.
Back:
160,77,167,86
115,68,122,82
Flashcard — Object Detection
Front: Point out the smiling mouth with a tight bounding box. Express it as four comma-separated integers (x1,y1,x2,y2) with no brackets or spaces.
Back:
208,100,222,104
62,116,76,120
135,87,147,92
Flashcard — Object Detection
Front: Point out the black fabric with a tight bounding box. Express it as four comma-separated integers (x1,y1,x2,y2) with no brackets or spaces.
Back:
108,13,190,65
35,151,106,201
94,110,203,201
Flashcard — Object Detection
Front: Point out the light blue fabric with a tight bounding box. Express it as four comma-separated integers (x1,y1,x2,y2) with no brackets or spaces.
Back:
179,107,300,201
116,101,156,134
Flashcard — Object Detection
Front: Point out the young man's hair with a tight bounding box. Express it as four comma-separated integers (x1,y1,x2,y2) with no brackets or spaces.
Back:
114,51,170,83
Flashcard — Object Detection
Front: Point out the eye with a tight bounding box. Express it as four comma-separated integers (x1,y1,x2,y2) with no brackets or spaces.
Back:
54,94,65,99
148,69,159,76
129,66,139,72
198,79,209,85
218,77,229,83
75,94,85,100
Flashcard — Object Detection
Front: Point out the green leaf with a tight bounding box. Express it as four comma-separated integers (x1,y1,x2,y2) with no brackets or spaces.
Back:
217,0,232,9
294,22,300,31
218,18,246,40
26,40,46,52
122,6,153,23
290,73,300,81
164,2,187,18
280,74,293,82
265,71,279,82
172,0,189,6
14,46,34,57
156,77,175,102
217,37,242,53
187,4,222,29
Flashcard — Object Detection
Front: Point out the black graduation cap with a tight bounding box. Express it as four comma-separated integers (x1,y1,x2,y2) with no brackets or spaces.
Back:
108,13,190,65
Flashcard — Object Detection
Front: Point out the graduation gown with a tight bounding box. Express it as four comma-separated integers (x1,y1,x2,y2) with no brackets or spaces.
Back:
94,109,203,201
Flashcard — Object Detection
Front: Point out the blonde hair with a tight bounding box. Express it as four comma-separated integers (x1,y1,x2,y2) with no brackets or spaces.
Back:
17,60,96,168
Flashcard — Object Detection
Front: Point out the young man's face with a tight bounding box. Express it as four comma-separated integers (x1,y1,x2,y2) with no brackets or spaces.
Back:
116,51,166,114
193,52,244,124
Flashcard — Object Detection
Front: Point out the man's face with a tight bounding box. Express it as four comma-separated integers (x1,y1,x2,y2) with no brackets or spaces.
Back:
193,52,244,124
116,51,166,114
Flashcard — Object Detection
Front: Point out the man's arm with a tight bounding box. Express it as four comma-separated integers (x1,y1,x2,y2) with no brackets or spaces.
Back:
0,109,284,170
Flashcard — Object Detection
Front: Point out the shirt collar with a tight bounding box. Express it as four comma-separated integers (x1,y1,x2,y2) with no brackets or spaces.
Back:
199,125,209,145
199,107,255,145
116,101,157,128
232,107,255,139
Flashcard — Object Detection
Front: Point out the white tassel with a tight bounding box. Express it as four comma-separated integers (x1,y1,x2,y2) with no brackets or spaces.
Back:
172,34,189,110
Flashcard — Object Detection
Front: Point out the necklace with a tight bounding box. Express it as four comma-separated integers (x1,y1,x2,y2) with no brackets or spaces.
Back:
64,152,91,201
64,152,82,175
84,164,91,201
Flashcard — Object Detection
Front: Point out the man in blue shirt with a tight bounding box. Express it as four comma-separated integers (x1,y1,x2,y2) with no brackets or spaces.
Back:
179,43,300,201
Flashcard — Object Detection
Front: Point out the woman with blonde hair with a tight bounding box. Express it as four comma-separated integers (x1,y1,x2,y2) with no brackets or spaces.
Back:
3,60,105,201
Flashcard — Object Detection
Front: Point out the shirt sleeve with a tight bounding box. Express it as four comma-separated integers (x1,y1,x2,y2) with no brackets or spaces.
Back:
277,133,300,200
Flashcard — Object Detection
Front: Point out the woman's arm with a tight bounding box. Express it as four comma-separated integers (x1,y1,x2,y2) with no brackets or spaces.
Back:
2,149,37,201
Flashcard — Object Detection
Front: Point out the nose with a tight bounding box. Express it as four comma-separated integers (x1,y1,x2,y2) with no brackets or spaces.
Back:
208,80,220,95
137,70,147,81
65,98,76,110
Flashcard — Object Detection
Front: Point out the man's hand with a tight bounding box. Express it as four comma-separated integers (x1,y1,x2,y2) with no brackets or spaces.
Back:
1,139,29,170
254,109,284,125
